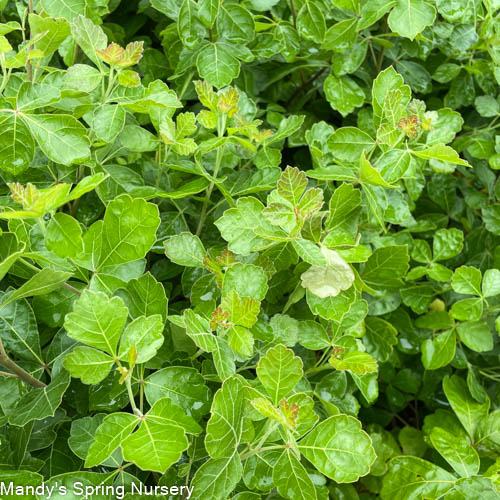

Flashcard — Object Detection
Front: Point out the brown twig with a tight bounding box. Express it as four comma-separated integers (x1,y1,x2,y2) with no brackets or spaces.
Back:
285,67,327,108
0,339,46,388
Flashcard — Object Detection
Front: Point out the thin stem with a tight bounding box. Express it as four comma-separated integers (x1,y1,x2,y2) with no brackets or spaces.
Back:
125,373,141,416
0,339,46,388
139,364,145,415
240,445,285,461
26,0,34,82
63,282,82,295
196,142,225,236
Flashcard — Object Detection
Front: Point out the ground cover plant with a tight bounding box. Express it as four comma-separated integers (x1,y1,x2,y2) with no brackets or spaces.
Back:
0,0,499,498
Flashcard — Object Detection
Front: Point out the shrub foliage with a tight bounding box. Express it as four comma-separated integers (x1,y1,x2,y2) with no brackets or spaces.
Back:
0,0,499,498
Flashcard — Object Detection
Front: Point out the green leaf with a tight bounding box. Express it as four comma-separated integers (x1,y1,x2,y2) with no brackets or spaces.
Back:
322,18,357,52
190,454,243,500
215,197,284,255
450,297,483,321
218,3,254,43
451,266,482,296
324,74,365,117
71,15,107,67
381,456,456,499
122,398,199,473
273,448,317,500
64,290,128,355
118,315,164,363
1,268,72,309
220,290,260,328
222,263,268,301
99,195,160,269
387,0,436,40
329,349,378,375
63,346,114,384
115,272,167,321
0,114,34,175
433,228,464,261
413,144,470,167
164,232,206,267
85,412,137,467
360,150,398,188
197,43,240,88
0,297,42,363
144,366,212,420
21,113,90,166
257,344,303,405
443,375,489,439
299,415,376,482
364,317,398,362
91,104,126,143
482,269,500,297
297,1,326,44
205,377,249,458
361,245,409,289
456,321,493,352
327,127,375,164
300,248,354,298
429,427,479,477
8,369,71,426
40,0,86,21
421,329,456,370
29,14,70,56
46,212,83,258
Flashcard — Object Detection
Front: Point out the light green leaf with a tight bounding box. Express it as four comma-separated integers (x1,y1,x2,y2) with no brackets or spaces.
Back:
63,346,114,384
205,377,249,458
46,212,83,258
41,0,86,21
222,263,268,301
482,269,500,297
299,415,376,482
430,427,479,477
327,127,375,164
443,375,489,439
421,329,456,370
197,43,240,88
360,150,398,188
381,456,456,499
8,369,71,426
85,412,137,468
118,315,164,363
413,144,470,166
450,297,483,321
1,268,72,310
122,398,198,473
300,248,354,298
115,272,167,321
329,350,378,375
183,309,217,351
21,113,90,166
99,195,160,269
433,228,464,261
292,239,326,266
190,453,243,500
0,113,34,175
215,197,284,255
257,344,303,405
387,0,436,40
164,232,206,267
91,104,126,143
273,448,317,500
70,15,107,67
64,290,128,354
456,321,493,352
451,266,482,296
29,14,70,56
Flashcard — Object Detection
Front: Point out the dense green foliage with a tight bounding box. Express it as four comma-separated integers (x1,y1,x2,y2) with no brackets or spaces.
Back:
0,0,499,498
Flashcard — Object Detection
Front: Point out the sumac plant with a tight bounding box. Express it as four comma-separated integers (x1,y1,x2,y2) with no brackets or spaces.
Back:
0,0,499,498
